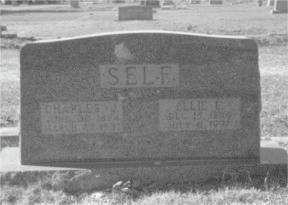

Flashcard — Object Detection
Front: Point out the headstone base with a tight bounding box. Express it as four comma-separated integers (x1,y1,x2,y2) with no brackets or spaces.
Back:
0,32,17,39
272,9,288,14
64,163,287,193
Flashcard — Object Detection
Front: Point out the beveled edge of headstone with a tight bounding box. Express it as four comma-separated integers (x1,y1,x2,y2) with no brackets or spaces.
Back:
25,157,260,169
20,30,255,45
261,140,288,165
20,31,258,61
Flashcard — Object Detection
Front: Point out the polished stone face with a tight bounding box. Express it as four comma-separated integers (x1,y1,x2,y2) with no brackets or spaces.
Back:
20,31,260,167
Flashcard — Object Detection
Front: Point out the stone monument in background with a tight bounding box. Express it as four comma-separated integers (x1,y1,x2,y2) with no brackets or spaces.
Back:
272,0,288,13
267,0,275,6
119,6,153,21
210,0,223,5
71,0,80,8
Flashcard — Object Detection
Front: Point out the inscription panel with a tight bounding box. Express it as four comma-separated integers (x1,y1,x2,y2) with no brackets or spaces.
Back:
159,98,241,131
100,64,179,88
40,101,122,135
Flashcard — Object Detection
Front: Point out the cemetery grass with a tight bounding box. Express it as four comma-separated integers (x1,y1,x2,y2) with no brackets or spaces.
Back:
1,186,288,205
1,170,288,205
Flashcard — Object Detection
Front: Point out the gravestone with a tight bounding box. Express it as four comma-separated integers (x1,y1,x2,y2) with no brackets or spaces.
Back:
257,0,263,6
0,25,7,32
118,6,153,21
161,0,176,9
21,31,260,187
272,0,288,13
267,0,275,6
113,0,125,3
70,0,80,8
190,0,201,4
210,0,223,4
140,0,161,7
11,0,19,6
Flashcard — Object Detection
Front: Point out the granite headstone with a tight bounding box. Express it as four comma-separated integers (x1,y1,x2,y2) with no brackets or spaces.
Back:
70,0,80,8
267,0,275,6
210,0,223,5
190,0,201,4
21,31,260,183
140,0,161,7
272,0,288,13
118,6,153,21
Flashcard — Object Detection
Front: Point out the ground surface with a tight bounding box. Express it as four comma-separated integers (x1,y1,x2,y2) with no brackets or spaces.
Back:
0,2,288,205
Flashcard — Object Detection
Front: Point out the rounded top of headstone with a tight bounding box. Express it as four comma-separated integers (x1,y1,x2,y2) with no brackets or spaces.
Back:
27,30,252,42
21,30,257,53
